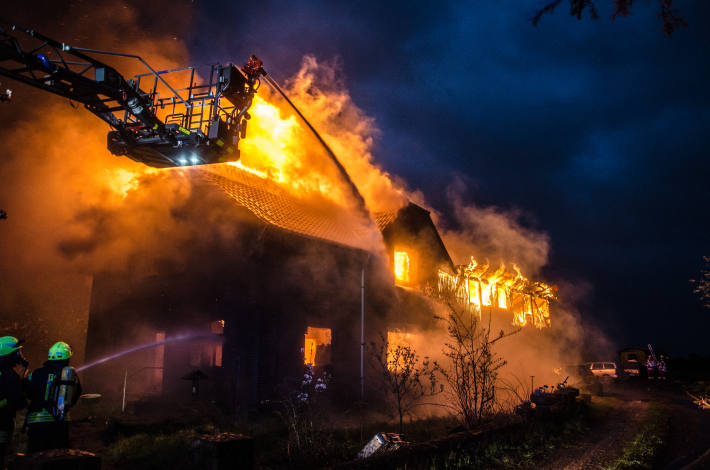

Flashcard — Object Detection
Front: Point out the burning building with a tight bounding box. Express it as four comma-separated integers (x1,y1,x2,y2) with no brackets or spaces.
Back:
83,161,556,410
0,19,565,415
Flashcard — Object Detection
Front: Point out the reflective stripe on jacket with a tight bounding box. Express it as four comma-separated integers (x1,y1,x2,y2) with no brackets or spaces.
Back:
27,408,55,424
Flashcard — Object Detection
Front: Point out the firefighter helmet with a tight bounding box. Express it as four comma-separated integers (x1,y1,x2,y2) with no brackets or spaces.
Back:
0,336,22,356
48,341,73,360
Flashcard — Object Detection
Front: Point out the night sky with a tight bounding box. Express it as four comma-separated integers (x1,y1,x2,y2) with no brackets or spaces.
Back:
4,1,710,355
189,0,710,354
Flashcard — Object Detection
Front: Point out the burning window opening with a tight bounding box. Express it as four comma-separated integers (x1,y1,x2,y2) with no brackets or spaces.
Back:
498,286,508,309
393,250,411,284
304,327,332,366
437,257,556,329
386,331,417,372
468,279,481,307
481,282,494,307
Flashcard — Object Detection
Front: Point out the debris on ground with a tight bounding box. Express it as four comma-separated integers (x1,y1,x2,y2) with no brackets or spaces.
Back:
357,433,407,459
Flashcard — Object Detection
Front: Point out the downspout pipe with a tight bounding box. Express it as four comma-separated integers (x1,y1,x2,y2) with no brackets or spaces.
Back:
361,254,370,401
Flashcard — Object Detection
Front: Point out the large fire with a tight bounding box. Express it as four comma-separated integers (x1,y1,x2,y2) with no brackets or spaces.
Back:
99,58,558,332
104,57,408,214
438,258,556,329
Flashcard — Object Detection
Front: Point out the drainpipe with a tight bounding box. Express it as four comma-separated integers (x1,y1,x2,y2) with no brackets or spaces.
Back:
121,368,127,413
360,254,370,401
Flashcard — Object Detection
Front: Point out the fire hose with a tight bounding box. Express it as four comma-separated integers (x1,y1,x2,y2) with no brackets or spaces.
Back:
259,72,370,218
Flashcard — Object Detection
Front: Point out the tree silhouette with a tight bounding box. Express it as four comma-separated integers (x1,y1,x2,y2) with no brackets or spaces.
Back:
532,0,686,36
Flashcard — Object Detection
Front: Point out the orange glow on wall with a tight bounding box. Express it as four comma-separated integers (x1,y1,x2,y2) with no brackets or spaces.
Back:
387,330,415,371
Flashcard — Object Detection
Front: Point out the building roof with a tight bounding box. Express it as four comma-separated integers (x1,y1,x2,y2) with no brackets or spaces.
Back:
202,164,378,251
377,203,456,273
374,211,398,231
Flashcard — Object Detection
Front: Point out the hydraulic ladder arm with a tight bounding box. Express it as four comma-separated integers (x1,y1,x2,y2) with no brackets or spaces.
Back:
0,20,264,167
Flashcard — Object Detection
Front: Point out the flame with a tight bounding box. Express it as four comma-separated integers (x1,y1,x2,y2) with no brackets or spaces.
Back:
497,286,508,309
394,250,411,283
441,257,556,329
105,168,157,199
213,57,410,214
468,279,481,307
227,160,269,179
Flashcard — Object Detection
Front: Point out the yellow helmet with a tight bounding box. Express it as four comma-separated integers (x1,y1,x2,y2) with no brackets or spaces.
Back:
48,341,73,361
0,336,22,357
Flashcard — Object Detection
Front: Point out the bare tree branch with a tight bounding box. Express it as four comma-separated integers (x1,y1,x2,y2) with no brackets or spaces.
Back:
532,0,685,36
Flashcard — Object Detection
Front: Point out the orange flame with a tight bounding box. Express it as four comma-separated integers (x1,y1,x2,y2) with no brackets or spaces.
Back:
440,257,555,328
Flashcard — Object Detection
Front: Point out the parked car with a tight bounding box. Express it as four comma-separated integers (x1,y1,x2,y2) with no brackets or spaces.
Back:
586,362,618,379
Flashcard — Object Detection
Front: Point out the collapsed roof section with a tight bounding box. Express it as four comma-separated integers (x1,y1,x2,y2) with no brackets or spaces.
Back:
438,258,557,329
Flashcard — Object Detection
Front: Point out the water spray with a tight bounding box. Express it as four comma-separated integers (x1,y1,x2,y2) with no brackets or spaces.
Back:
259,70,370,218
75,332,218,372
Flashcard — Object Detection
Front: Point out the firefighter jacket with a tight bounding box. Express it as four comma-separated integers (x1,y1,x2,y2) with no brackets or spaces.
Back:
0,365,26,443
26,360,81,425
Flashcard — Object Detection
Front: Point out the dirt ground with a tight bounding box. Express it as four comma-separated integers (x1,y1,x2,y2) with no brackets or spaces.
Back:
538,381,710,470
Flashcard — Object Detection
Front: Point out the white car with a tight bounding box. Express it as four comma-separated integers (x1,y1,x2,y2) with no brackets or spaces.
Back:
587,362,617,379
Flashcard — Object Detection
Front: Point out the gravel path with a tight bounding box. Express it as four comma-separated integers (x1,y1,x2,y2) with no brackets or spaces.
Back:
537,395,649,470
537,382,710,470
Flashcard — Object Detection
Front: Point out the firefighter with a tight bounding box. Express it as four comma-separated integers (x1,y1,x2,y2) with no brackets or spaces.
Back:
0,336,28,469
26,342,81,453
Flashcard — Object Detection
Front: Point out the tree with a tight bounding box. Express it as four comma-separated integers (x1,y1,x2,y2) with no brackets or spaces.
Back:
371,335,440,433
435,303,518,428
691,256,710,308
532,0,687,36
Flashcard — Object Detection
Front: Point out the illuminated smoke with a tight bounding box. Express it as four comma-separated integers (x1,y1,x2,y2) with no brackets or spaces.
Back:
0,3,613,390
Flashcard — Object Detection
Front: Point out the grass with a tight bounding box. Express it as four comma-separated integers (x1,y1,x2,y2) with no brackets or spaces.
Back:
82,397,607,469
600,405,670,470
107,429,199,469
105,424,226,470
99,402,597,469
429,408,591,469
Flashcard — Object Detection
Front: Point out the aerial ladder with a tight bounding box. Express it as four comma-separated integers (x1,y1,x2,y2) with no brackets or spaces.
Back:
0,20,370,214
0,19,266,168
